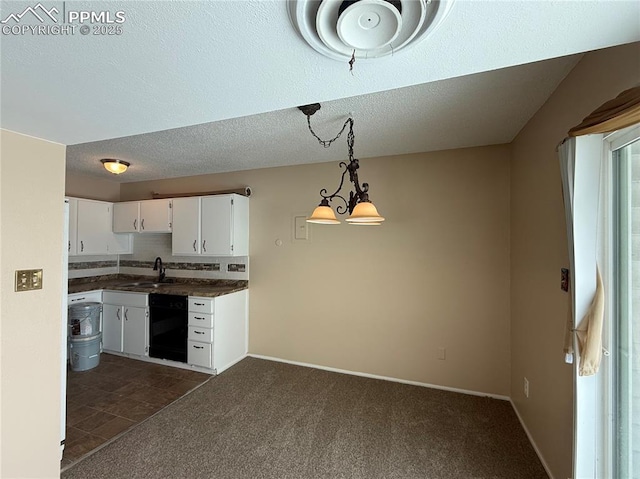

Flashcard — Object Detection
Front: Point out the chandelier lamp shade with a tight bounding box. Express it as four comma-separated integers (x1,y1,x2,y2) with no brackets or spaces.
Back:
101,158,130,175
299,103,385,225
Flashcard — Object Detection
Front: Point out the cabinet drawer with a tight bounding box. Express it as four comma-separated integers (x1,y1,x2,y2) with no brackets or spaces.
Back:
188,326,213,343
189,297,214,314
103,291,148,308
68,291,102,305
188,312,213,328
188,341,212,368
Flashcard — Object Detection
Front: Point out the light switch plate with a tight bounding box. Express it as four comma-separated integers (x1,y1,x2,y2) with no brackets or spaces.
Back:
294,215,308,241
15,269,43,292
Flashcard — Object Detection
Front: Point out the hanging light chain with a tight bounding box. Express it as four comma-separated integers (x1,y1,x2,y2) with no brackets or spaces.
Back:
305,115,353,149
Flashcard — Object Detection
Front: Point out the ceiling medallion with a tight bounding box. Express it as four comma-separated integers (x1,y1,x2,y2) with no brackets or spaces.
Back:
288,0,454,62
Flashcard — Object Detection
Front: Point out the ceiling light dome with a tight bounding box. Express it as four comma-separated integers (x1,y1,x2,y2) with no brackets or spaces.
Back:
288,0,454,61
101,159,130,175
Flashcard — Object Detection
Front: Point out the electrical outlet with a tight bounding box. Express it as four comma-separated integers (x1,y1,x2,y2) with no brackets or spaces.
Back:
524,377,529,398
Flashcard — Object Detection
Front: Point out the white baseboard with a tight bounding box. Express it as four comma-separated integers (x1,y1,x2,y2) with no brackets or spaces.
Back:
510,400,555,479
247,353,510,401
215,353,248,375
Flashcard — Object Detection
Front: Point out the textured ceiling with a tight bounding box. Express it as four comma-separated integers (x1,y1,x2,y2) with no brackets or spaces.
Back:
1,0,639,182
66,55,580,182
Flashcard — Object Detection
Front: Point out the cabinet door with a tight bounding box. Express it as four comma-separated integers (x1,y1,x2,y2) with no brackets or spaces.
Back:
113,202,140,233
102,304,123,353
172,197,201,255
201,196,233,255
123,306,147,356
77,200,110,255
139,199,172,233
68,198,78,255
230,194,249,256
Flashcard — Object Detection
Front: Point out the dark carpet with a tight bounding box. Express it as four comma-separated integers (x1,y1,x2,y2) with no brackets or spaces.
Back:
62,357,548,478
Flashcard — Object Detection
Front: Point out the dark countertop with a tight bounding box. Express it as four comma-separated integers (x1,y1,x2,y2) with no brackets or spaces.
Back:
68,274,248,298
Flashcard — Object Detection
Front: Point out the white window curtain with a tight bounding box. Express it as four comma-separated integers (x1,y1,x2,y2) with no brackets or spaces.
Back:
558,134,604,479
560,135,606,375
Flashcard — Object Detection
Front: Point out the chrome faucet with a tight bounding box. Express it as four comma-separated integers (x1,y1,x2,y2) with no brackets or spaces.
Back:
153,257,165,282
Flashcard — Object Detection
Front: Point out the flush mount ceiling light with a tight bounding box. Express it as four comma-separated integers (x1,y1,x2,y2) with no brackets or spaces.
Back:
100,159,130,175
288,0,454,62
300,103,385,226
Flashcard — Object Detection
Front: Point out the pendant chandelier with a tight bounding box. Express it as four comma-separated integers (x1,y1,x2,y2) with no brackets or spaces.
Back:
299,103,385,225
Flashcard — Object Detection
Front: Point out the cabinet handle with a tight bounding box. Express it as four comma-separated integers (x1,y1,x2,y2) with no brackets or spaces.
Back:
133,219,137,230
195,316,205,320
194,302,205,306
193,345,204,349
71,297,85,302
141,219,145,230
80,240,84,252
195,330,204,335
116,309,121,321
193,240,197,252
124,309,129,321
202,240,206,252
68,241,71,252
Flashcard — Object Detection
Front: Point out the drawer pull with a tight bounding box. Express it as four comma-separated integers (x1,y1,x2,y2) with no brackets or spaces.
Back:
195,331,204,335
193,345,204,349
71,297,86,302
194,302,205,306
195,316,205,320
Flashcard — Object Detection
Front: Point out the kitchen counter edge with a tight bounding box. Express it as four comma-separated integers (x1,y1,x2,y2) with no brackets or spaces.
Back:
68,275,248,298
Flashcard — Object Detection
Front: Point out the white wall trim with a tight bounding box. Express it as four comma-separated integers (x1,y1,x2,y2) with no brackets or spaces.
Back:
248,354,510,401
510,400,556,479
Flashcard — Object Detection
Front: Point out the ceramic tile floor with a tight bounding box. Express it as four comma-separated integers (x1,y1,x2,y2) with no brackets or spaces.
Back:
62,353,211,470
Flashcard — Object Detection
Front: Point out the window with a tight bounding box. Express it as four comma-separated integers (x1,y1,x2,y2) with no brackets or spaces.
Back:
604,125,640,479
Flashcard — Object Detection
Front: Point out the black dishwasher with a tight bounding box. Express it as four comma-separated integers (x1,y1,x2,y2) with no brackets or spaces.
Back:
149,294,188,363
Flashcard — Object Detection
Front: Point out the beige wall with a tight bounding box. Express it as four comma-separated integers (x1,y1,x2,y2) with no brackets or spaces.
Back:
1,130,66,477
121,144,512,396
510,42,640,479
65,171,120,201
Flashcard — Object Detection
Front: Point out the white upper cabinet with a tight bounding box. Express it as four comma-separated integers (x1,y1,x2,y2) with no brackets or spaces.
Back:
113,199,172,233
77,199,112,255
201,196,233,255
69,197,131,256
113,201,140,233
172,194,248,256
67,197,78,255
172,197,201,255
139,199,172,233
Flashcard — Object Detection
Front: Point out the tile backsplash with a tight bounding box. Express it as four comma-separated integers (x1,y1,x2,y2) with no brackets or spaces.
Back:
69,234,249,280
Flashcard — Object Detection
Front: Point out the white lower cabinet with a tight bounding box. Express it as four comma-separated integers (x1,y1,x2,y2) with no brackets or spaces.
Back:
102,292,149,357
68,291,102,306
187,290,247,373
